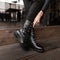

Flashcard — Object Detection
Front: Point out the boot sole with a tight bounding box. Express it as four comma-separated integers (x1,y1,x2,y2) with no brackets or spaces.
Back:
32,47,44,53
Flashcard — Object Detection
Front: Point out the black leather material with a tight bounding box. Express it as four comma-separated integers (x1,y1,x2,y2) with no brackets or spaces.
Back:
14,20,31,51
14,20,44,52
30,28,44,53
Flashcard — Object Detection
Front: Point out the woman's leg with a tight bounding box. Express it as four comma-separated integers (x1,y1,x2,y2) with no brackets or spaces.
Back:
14,0,44,52
26,0,44,22
23,0,33,11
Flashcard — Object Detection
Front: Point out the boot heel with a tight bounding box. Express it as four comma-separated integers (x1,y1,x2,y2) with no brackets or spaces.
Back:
14,31,21,43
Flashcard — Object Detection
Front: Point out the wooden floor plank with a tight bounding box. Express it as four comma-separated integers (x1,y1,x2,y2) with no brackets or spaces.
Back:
0,43,37,60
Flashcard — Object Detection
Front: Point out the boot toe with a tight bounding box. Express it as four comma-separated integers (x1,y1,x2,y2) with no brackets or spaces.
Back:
31,43,45,53
32,46,44,53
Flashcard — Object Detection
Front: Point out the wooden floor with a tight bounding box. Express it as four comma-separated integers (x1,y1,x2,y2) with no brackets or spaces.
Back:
0,22,60,60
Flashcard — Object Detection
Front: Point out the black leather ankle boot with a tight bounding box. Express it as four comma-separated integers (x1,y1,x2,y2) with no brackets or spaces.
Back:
14,20,31,51
30,28,44,53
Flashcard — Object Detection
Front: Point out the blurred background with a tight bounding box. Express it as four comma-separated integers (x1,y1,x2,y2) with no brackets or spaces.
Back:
0,0,60,25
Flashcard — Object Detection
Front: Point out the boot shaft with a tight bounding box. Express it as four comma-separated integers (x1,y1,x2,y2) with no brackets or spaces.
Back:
22,20,33,35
